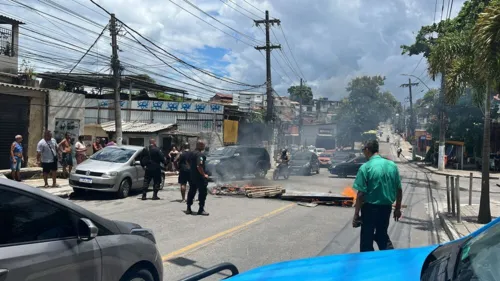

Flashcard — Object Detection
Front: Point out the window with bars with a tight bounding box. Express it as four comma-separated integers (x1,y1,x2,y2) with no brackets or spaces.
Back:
0,27,13,57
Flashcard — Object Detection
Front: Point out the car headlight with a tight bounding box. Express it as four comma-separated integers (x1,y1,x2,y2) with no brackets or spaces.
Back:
209,159,220,165
102,171,118,178
131,228,156,244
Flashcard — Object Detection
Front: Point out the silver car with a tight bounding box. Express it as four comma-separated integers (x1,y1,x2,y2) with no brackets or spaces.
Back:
69,145,164,198
0,178,163,281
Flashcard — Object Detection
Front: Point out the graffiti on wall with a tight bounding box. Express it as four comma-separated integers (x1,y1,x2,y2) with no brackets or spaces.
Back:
92,99,224,114
54,118,80,143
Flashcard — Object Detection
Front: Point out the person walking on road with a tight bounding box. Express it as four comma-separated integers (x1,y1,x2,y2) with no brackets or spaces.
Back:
186,140,209,216
140,138,166,200
36,130,59,188
10,135,24,181
352,139,402,252
175,142,191,203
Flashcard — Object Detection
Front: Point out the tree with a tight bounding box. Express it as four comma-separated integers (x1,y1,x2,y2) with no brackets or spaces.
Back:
471,0,500,223
287,85,313,105
336,75,398,147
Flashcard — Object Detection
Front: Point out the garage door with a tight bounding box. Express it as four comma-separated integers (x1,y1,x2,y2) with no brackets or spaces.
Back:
0,94,30,170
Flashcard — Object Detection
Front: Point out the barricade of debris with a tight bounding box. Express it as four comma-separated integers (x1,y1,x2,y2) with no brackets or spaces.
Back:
210,181,359,208
210,183,285,198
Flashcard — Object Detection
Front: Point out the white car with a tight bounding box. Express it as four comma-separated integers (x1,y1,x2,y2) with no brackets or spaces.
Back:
315,148,326,156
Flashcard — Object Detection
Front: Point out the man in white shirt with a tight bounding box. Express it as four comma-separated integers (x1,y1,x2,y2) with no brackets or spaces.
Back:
36,130,59,187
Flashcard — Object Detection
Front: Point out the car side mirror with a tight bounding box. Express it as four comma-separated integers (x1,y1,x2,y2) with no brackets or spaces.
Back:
133,161,141,166
78,218,98,241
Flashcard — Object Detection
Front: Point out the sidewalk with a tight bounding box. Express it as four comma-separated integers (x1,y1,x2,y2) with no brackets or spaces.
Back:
439,202,500,240
419,164,500,180
21,175,180,198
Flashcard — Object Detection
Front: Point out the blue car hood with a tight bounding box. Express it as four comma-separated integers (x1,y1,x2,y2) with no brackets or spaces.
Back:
229,245,438,281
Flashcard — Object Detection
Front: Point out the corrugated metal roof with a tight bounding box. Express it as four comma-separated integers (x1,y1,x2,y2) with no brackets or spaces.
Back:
0,82,48,93
0,15,25,25
100,121,175,133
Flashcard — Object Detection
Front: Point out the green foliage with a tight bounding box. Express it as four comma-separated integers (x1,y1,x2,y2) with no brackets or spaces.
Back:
336,76,399,146
287,85,313,105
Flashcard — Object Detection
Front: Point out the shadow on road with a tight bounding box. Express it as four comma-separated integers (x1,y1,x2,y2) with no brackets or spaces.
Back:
167,257,231,278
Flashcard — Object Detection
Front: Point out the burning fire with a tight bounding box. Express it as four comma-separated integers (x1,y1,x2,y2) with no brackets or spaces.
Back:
341,186,357,207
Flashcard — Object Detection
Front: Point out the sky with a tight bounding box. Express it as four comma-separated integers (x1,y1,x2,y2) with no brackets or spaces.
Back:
1,0,465,102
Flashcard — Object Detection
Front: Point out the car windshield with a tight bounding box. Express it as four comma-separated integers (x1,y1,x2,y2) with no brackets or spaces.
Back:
209,147,236,157
293,152,311,160
455,220,500,280
90,147,136,163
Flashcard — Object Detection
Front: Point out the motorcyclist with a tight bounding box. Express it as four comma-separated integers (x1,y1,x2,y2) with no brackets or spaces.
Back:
386,136,390,143
397,147,402,158
279,149,289,171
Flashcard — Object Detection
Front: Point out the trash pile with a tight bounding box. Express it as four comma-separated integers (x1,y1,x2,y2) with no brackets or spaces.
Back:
210,182,357,207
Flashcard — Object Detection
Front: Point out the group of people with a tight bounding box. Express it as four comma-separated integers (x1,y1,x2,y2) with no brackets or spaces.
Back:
25,130,89,187
138,139,210,216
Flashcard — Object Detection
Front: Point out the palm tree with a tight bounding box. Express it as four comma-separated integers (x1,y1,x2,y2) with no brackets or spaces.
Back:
472,0,500,223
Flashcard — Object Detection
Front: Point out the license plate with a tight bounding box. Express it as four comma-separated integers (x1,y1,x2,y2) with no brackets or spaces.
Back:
79,177,92,184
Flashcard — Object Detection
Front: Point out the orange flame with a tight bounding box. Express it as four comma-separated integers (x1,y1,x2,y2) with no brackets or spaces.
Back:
341,186,357,207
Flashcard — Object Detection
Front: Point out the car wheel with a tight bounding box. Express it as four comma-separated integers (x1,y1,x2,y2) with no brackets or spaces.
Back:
255,166,266,179
117,178,131,199
121,268,154,281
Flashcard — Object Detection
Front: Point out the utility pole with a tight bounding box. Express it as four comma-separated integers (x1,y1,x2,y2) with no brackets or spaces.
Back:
438,72,446,171
401,78,418,160
110,14,123,145
298,78,303,146
254,10,281,125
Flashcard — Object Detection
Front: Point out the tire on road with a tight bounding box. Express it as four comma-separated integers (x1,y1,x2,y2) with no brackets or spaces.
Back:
120,268,154,281
117,178,131,199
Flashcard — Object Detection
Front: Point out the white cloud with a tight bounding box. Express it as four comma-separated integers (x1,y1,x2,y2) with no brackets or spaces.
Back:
5,0,466,101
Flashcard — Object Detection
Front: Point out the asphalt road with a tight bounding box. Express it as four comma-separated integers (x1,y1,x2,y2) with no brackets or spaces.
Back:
66,130,460,280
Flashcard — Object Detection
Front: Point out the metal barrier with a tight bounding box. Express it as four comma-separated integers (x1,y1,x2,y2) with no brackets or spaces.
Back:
446,173,474,223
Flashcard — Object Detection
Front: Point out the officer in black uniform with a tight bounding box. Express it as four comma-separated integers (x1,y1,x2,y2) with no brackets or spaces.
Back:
186,140,209,216
175,142,192,202
140,138,167,200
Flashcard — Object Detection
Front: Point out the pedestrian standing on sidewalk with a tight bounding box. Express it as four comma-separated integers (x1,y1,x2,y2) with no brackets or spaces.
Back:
36,130,59,188
139,138,167,200
75,136,87,165
175,142,191,203
352,139,402,252
10,135,24,181
58,132,73,178
186,140,209,216
93,138,102,154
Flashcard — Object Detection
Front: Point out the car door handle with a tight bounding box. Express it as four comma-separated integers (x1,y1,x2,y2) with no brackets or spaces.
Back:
0,269,9,281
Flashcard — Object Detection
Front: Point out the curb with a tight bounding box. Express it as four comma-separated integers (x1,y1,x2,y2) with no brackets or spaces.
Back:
438,212,460,241
418,165,500,180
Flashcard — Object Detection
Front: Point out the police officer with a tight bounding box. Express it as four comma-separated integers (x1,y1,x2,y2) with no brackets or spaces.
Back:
186,139,209,216
175,142,192,202
140,138,167,200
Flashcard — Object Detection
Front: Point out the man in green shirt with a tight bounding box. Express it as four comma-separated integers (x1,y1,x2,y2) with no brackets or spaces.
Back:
352,140,402,252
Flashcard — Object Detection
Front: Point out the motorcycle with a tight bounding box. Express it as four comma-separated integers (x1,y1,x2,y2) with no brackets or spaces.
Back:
273,161,290,180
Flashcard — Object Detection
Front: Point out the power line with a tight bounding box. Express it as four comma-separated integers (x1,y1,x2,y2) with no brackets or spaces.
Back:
181,0,263,45
225,0,262,18
69,24,109,74
241,0,265,14
278,25,305,79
